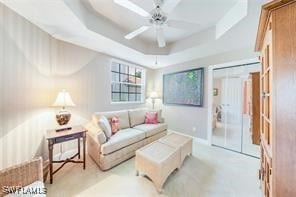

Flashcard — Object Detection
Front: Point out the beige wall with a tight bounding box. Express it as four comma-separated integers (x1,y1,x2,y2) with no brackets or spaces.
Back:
152,49,257,139
0,4,152,169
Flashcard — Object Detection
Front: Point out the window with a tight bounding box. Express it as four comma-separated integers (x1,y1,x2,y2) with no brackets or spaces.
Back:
111,61,145,103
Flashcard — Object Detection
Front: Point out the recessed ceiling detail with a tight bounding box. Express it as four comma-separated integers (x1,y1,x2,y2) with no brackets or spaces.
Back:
0,0,267,68
114,0,201,48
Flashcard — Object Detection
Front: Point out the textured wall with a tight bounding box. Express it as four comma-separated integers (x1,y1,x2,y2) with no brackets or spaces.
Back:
0,4,151,169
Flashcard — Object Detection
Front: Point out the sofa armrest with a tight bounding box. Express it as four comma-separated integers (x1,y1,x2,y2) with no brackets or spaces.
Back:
85,122,106,166
85,122,106,145
0,157,43,195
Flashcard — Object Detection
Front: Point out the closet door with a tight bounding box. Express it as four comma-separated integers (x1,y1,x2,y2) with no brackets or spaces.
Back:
218,70,243,152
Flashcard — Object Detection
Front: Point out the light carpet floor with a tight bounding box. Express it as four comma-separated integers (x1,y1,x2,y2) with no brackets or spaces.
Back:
46,140,261,197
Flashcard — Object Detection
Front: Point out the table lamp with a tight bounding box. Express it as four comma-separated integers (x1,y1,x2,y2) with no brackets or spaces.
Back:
150,91,158,109
52,90,76,131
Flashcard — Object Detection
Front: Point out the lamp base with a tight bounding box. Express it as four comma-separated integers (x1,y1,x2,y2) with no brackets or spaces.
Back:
56,110,71,131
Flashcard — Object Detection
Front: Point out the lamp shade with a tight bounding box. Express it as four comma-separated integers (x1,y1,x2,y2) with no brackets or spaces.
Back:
52,90,75,108
150,91,158,99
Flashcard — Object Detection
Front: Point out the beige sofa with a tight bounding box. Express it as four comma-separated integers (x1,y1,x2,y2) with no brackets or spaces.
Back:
86,108,167,170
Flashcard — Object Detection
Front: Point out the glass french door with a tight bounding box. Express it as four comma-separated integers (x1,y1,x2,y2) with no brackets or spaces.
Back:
212,64,260,157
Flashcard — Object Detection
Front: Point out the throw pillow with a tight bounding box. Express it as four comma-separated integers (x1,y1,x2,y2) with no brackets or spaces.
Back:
145,112,158,124
111,116,120,134
98,116,112,140
149,109,162,123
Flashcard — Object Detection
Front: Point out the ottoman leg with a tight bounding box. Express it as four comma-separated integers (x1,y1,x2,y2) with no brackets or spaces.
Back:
136,170,139,176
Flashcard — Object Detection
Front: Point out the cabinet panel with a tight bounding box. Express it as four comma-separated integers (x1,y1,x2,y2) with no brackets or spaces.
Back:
273,2,296,196
256,1,296,197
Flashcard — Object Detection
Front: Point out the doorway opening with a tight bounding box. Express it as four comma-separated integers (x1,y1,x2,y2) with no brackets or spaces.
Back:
211,63,260,157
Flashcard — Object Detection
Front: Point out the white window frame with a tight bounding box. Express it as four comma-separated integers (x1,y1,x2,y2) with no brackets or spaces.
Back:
110,59,146,104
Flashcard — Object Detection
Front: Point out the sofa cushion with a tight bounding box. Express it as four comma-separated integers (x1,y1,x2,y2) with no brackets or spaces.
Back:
133,123,167,137
128,108,148,127
101,128,145,155
93,110,130,130
98,116,112,140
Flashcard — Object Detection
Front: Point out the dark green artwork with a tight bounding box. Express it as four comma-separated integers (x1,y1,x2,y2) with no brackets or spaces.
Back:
163,68,204,106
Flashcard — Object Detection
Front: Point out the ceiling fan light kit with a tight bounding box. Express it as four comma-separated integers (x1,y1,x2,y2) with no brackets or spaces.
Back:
114,0,198,48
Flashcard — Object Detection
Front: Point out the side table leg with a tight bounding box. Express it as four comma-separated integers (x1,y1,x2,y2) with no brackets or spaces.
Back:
48,140,54,184
83,133,86,169
78,137,81,159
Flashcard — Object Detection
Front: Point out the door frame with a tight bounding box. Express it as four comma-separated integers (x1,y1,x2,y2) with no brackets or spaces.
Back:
207,58,259,145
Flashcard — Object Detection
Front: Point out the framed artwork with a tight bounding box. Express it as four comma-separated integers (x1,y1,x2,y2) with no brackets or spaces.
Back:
163,68,204,107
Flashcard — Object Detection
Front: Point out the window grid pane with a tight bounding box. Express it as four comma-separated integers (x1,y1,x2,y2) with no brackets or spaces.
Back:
111,62,144,103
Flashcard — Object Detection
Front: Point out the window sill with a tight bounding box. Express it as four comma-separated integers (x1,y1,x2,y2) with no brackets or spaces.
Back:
111,101,145,105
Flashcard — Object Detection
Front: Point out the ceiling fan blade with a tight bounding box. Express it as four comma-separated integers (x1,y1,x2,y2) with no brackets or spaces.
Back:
161,0,182,13
125,26,150,39
156,28,166,48
167,20,200,30
114,0,150,17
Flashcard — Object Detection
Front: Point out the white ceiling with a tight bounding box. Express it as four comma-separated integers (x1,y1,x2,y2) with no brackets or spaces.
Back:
89,0,238,44
0,0,267,68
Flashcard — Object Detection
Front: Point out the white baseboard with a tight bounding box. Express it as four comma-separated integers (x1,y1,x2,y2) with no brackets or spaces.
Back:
167,129,209,145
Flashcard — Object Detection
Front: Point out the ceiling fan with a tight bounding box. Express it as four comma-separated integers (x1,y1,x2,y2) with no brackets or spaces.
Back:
114,0,199,48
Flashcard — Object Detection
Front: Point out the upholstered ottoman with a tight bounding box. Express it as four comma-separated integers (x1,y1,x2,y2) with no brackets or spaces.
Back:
135,141,180,193
159,133,192,167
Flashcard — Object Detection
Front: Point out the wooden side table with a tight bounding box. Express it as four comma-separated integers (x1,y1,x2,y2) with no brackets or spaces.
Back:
46,125,87,184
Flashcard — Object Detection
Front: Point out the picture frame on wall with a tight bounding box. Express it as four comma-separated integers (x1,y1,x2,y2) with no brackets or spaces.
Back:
163,68,204,107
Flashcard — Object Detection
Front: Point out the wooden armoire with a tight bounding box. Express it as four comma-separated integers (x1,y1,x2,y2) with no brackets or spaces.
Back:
255,0,296,197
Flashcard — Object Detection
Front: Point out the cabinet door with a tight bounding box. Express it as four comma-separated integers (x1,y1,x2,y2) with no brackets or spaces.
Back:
260,145,272,197
273,2,296,196
251,72,260,145
260,16,272,155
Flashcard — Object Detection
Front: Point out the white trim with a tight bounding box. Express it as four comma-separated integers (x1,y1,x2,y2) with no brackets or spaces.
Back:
111,58,147,71
207,68,213,146
111,101,144,105
167,129,209,145
111,81,144,86
207,58,259,146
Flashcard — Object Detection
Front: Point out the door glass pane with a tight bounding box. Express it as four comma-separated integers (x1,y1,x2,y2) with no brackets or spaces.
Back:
212,64,260,157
